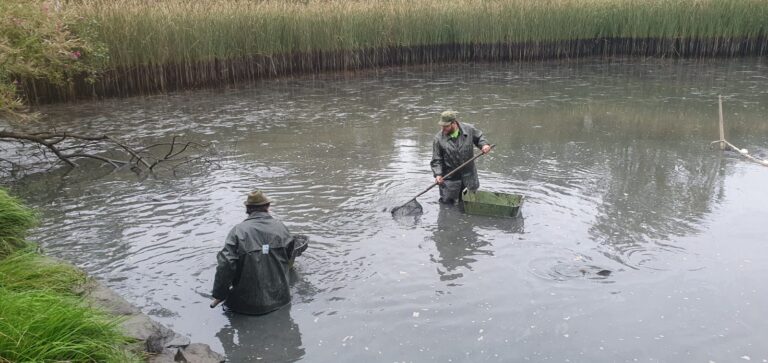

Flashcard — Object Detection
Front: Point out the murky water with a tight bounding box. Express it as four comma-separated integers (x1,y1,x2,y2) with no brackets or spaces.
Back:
5,58,768,362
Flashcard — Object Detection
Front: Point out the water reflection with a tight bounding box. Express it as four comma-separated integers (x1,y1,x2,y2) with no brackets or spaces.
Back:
216,306,305,363
430,204,524,281
587,141,726,270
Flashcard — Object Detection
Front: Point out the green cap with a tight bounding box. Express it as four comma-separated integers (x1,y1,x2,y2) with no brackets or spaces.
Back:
244,190,271,206
438,110,458,126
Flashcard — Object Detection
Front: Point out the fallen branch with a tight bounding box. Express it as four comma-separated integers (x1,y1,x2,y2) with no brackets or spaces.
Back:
104,135,151,169
0,130,213,176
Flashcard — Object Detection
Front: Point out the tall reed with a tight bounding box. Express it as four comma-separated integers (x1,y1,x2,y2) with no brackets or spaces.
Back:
72,0,768,67
22,0,768,101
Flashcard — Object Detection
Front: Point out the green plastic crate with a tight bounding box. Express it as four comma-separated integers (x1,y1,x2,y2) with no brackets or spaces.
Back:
462,189,523,218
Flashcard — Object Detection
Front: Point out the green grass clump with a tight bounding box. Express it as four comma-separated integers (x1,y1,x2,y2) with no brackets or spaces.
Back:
0,287,140,363
0,189,142,362
0,189,37,258
0,250,87,294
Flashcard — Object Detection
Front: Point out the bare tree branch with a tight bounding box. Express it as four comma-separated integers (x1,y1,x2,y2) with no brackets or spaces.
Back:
1,129,214,177
61,153,127,168
104,135,151,169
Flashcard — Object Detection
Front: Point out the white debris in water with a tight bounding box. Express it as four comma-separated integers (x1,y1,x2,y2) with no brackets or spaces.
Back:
399,271,408,275
478,336,484,341
563,316,571,320
563,334,569,338
412,312,420,318
740,356,751,361
342,335,353,342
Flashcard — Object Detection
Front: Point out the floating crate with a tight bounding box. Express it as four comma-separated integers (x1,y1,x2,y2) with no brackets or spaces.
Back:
462,189,523,218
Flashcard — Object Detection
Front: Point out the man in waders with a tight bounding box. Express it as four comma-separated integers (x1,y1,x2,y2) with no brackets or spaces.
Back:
431,110,492,205
210,190,303,315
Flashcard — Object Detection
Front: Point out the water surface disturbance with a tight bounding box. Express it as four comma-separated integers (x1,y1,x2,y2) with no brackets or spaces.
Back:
10,59,768,362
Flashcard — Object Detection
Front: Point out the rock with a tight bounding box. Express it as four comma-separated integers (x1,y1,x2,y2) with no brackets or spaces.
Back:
148,348,179,363
176,344,226,363
83,279,141,316
143,320,191,353
596,269,612,277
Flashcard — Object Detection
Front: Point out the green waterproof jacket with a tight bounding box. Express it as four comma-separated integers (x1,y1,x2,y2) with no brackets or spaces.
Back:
212,211,295,315
430,122,490,190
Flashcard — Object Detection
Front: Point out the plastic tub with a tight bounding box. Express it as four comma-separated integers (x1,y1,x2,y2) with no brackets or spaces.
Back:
462,190,523,218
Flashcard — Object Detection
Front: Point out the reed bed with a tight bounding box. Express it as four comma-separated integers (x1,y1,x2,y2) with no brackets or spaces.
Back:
24,0,768,101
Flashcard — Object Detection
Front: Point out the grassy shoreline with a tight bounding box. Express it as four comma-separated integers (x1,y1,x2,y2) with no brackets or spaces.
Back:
0,189,141,362
5,0,768,105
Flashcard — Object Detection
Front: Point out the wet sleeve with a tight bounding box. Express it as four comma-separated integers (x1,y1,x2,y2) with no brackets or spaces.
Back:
430,137,444,177
212,229,239,300
473,127,489,149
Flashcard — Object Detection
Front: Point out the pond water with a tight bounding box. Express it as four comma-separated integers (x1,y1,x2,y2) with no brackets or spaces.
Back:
7,58,768,362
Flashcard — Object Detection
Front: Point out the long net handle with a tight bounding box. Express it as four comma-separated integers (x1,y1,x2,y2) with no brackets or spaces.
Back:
409,144,496,200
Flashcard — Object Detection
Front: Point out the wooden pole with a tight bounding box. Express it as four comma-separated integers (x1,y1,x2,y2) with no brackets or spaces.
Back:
709,96,768,167
718,95,725,150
